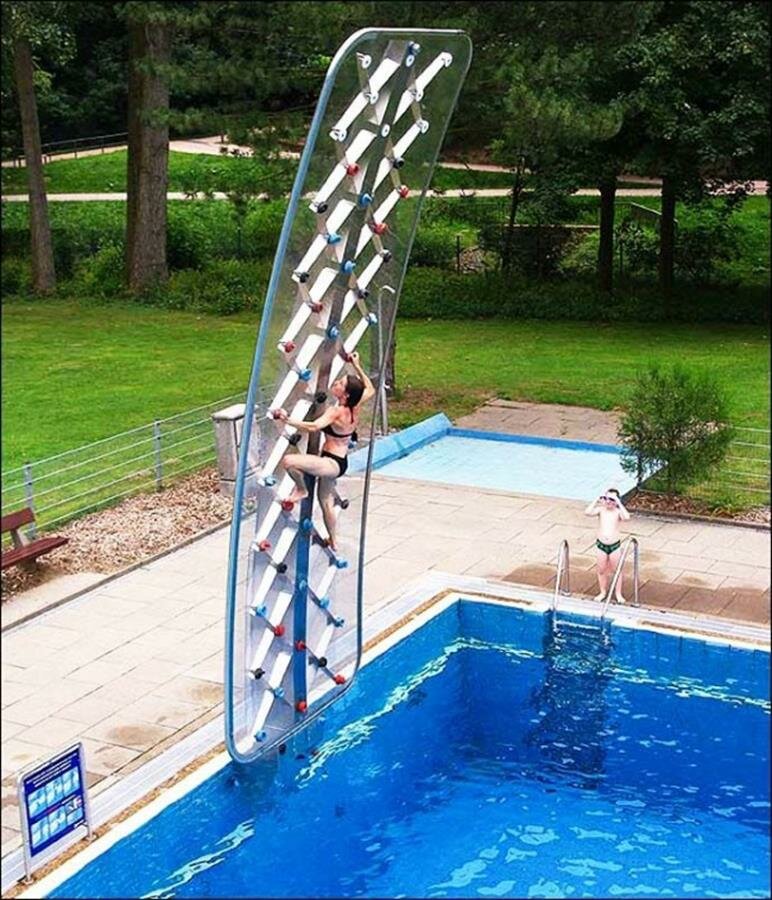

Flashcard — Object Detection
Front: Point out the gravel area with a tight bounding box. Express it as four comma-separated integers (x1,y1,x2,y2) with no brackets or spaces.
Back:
1,467,232,600
627,489,771,526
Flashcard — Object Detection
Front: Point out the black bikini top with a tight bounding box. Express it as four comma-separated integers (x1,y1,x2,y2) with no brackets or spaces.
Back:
322,407,357,439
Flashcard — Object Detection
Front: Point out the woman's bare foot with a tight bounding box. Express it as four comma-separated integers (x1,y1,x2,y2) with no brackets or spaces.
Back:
287,485,308,504
594,591,606,602
615,595,626,605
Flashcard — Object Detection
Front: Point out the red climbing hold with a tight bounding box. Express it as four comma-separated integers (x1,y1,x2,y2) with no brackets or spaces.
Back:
296,700,308,713
281,500,294,511
280,340,295,353
399,185,410,198
270,408,286,420
274,624,286,637
258,539,271,552
340,350,353,363
309,301,323,313
295,640,306,651
334,674,346,685
371,222,387,235
345,163,360,176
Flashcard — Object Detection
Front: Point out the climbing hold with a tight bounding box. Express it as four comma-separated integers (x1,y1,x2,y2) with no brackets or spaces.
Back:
333,617,345,628
411,86,425,103
345,163,360,176
252,667,265,680
270,408,286,420
381,250,393,263
356,287,370,300
326,324,340,340
371,222,387,235
392,156,405,170
339,350,353,362
295,640,306,651
326,231,342,245
339,498,350,510
348,438,357,450
288,433,302,446
341,260,356,274
408,41,422,56
405,53,415,67
367,312,378,325
273,624,286,637
380,124,390,138
334,674,346,685
255,605,268,617
278,340,295,353
312,201,328,215
364,90,378,105
334,558,348,570
308,300,323,313
255,729,268,742
330,127,347,142
281,499,294,512
271,686,285,700
317,656,328,668
300,517,313,533
295,271,310,284
358,192,373,207
318,596,331,609
417,119,429,134
315,391,327,404
296,700,308,713
261,475,277,487
298,368,312,382
398,185,410,199
297,578,308,591
276,562,288,574
258,539,271,552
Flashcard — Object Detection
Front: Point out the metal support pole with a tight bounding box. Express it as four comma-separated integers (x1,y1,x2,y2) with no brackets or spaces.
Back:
22,463,37,538
456,234,461,273
152,421,163,490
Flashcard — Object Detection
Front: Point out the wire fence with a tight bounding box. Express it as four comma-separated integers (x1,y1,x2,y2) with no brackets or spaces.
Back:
0,391,269,540
3,132,130,167
688,426,771,509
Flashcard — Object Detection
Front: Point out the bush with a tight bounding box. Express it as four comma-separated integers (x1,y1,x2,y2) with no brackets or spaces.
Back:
558,231,599,278
618,364,734,495
675,208,741,282
409,222,460,267
164,259,271,314
70,244,125,299
1,257,31,296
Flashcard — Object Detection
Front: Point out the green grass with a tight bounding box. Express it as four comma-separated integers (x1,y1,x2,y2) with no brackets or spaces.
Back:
2,301,768,474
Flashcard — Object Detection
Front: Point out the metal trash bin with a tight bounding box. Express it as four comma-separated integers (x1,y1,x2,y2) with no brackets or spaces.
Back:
211,403,246,497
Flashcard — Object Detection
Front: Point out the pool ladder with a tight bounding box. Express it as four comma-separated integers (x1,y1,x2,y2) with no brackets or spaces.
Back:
600,537,640,619
552,539,571,611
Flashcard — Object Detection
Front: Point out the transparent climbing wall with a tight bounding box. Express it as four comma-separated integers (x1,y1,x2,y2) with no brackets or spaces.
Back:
225,28,472,763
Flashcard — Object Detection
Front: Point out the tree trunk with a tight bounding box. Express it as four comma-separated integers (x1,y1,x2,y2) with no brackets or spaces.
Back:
597,175,616,292
13,38,55,294
126,19,171,293
502,159,524,274
658,174,676,302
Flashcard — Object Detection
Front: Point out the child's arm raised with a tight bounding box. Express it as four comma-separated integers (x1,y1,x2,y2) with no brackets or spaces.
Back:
584,497,601,516
616,496,631,521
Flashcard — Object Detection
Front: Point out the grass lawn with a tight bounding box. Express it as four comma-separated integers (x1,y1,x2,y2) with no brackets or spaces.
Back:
2,300,768,473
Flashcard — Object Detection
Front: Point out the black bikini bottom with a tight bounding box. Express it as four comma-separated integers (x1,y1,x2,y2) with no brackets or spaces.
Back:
321,450,347,477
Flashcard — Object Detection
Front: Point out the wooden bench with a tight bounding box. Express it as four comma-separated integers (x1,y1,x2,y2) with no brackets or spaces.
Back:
1,508,69,571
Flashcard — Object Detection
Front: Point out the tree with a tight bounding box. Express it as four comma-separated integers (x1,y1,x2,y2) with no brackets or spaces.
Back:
2,2,74,294
618,364,734,496
621,1,771,299
124,2,175,293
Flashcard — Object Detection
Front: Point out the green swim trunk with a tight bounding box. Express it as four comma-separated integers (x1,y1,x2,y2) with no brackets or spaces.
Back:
596,538,621,555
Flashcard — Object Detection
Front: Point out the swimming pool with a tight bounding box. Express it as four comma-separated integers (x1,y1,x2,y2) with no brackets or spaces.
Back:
43,599,769,899
374,430,638,500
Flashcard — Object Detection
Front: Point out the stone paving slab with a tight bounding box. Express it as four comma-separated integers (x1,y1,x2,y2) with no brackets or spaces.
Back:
2,407,769,859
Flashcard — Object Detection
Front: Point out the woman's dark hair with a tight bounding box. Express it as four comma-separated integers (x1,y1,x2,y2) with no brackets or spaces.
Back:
607,487,620,497
344,374,365,409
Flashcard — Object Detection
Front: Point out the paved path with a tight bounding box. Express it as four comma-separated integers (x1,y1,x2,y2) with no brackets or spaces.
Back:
2,187,667,202
1,402,769,857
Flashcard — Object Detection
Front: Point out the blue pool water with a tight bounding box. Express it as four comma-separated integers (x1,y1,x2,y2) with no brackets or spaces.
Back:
51,602,769,899
375,432,638,500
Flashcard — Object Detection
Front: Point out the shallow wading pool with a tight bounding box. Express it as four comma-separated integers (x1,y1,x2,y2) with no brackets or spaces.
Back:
39,598,769,899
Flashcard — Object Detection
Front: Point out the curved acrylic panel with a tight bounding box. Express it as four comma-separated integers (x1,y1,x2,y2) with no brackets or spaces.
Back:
225,28,472,763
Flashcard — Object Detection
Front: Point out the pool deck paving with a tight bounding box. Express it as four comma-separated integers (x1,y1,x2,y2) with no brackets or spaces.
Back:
1,400,769,862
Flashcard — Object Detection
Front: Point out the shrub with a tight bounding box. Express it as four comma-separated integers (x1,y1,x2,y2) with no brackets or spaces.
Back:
409,222,460,267
1,257,31,296
558,231,599,278
675,209,741,282
618,364,734,495
70,244,125,299
164,259,270,314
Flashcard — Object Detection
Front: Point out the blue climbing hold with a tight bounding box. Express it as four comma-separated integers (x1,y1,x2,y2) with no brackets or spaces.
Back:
262,475,277,487
326,324,340,339
367,312,378,325
318,596,331,609
297,578,308,592
298,368,312,381
341,260,356,274
359,192,373,207
326,232,341,245
334,558,348,570
300,518,313,533
255,730,268,742
255,604,267,618
271,686,285,700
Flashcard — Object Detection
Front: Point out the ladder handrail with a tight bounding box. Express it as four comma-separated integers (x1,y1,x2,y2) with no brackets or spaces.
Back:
552,539,570,611
600,536,639,619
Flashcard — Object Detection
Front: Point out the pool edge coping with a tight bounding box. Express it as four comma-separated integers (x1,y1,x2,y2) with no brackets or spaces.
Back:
7,573,770,898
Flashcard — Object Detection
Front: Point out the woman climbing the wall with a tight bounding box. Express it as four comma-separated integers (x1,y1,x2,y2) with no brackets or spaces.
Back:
276,352,375,550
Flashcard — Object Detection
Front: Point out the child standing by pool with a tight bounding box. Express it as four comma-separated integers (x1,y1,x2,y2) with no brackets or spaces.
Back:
584,487,631,603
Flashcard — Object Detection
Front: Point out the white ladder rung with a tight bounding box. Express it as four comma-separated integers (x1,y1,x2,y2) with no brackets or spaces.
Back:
271,335,324,411
394,51,453,123
312,129,376,208
249,589,294,672
329,316,370,382
332,57,400,136
355,189,400,256
251,649,293,737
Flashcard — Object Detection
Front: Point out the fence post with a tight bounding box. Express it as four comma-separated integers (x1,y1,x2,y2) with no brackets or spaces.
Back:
23,463,38,537
153,421,164,490
456,234,461,273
